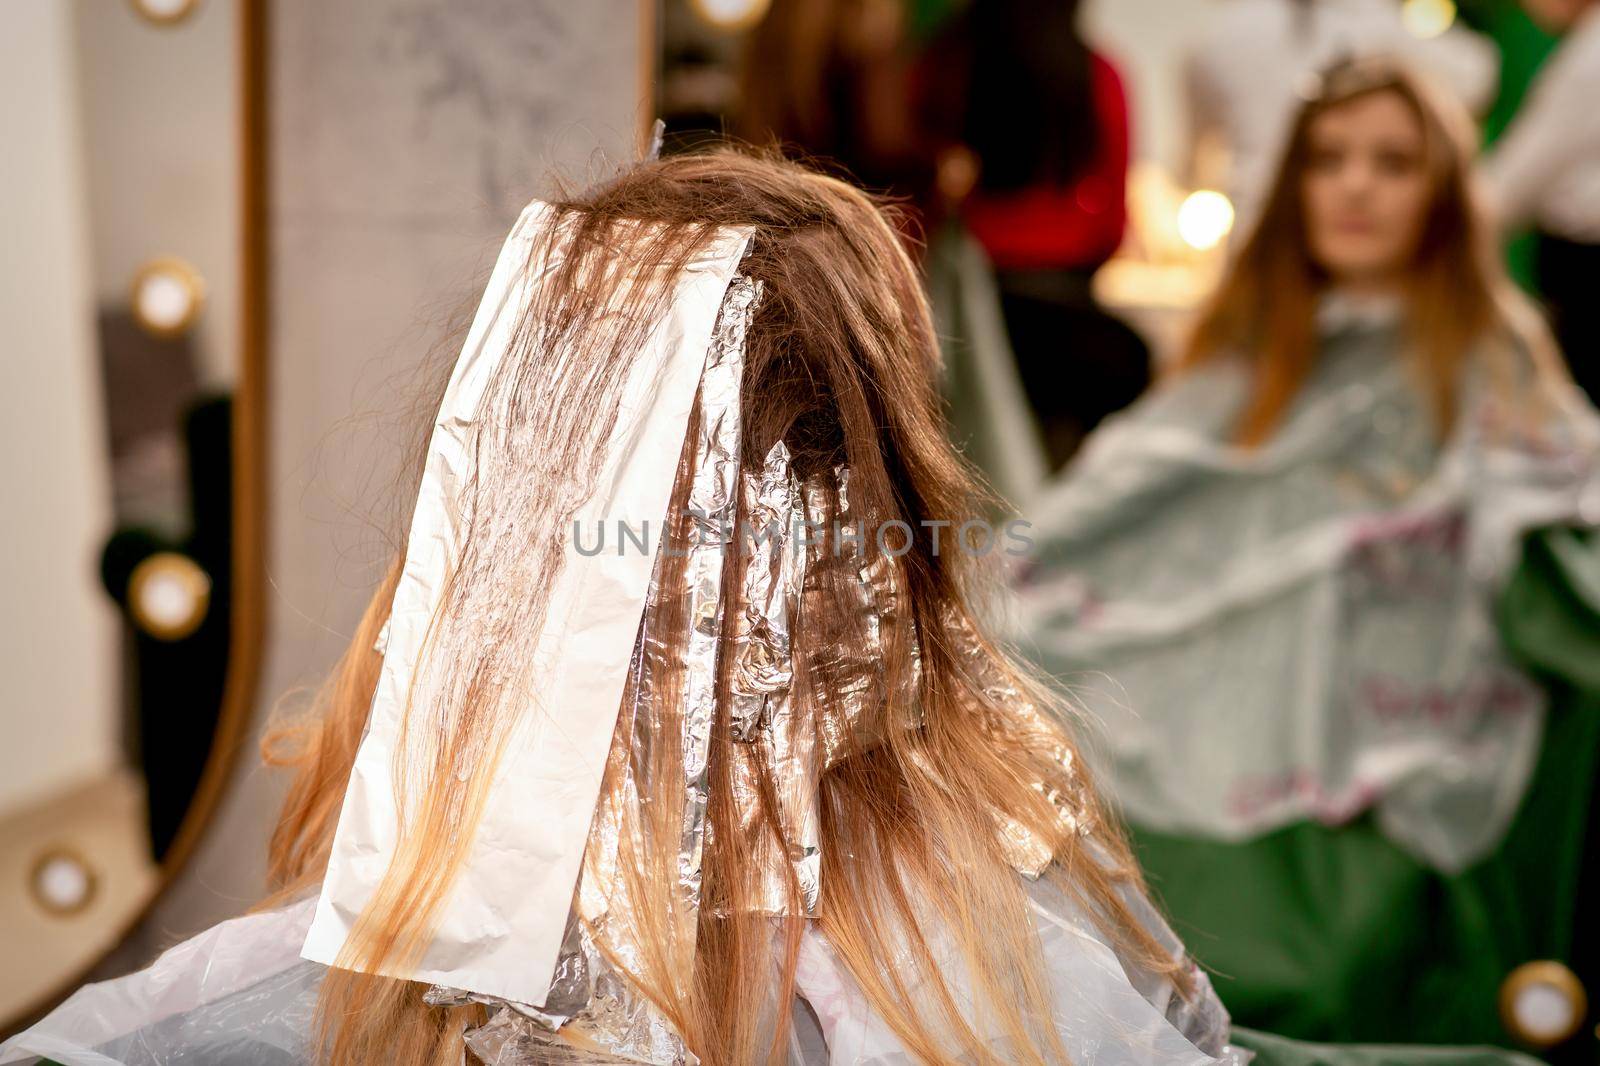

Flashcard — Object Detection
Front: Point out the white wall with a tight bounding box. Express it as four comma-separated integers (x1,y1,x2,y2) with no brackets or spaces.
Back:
0,1,121,816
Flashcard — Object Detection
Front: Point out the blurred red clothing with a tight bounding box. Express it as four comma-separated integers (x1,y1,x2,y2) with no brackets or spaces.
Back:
960,52,1129,272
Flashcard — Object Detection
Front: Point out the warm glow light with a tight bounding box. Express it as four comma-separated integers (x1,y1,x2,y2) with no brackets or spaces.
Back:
689,0,772,31
128,552,212,641
128,0,201,25
1402,0,1457,39
1177,190,1235,251
31,851,95,915
130,257,205,338
1500,961,1588,1048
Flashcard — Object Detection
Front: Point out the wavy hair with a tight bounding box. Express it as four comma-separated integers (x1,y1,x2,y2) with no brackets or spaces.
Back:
262,147,1184,1065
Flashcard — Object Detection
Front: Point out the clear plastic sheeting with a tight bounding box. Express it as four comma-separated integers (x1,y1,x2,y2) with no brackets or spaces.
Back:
1012,299,1600,872
0,896,323,1065
0,870,1251,1065
790,870,1249,1066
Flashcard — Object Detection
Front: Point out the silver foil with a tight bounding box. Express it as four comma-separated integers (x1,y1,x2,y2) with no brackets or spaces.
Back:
723,461,931,916
673,273,761,928
726,444,817,913
727,440,804,742
946,609,1095,877
427,906,696,1065
423,275,1093,1060
800,465,926,764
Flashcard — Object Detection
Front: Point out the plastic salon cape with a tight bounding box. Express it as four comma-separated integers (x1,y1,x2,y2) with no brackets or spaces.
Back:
2,865,1250,1065
0,875,1552,1066
982,271,1600,1045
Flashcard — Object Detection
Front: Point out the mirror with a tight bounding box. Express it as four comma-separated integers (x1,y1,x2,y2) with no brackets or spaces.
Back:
0,0,265,1030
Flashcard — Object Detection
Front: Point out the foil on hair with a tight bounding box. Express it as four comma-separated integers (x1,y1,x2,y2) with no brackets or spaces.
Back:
672,273,761,922
723,461,933,915
419,272,1096,1058
727,442,818,912
727,439,804,742
426,904,698,1064
422,275,761,1066
946,609,1096,877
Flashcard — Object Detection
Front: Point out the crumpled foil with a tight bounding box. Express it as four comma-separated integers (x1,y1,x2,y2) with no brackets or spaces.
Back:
727,440,804,743
425,905,693,1065
723,459,932,916
945,607,1096,877
413,275,1097,1063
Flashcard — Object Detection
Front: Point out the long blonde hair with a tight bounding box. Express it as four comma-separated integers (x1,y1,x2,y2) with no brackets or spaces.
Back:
1182,57,1567,446
263,148,1183,1065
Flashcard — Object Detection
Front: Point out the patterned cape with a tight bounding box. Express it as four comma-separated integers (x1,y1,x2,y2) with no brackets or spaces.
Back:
1010,295,1600,873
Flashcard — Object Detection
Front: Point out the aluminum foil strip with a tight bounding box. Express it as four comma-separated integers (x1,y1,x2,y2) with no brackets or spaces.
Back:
727,439,804,742
427,275,761,1066
725,441,815,912
945,609,1095,877
723,461,934,915
578,272,761,924
672,274,762,928
796,465,927,767
425,904,696,1065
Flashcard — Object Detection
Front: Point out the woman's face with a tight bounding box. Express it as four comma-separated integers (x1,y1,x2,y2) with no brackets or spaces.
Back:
1300,90,1432,288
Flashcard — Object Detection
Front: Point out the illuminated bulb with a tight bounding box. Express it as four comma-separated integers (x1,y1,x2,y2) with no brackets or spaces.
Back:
689,0,772,31
32,851,95,914
1177,190,1235,251
1514,984,1576,1043
1500,961,1587,1048
129,0,201,24
1401,0,1457,39
138,274,189,329
128,552,212,641
130,257,205,338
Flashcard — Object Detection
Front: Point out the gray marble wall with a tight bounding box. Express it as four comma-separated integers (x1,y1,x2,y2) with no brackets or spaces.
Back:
115,0,645,963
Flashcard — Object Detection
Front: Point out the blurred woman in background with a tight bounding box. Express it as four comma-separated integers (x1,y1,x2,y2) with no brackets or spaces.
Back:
922,0,1149,472
1014,57,1600,1047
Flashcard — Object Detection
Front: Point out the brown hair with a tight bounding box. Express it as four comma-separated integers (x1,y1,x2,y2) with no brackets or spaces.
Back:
263,147,1183,1065
1181,57,1566,446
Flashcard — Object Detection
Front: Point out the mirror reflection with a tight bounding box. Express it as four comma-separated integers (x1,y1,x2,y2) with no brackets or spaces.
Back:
0,0,255,1028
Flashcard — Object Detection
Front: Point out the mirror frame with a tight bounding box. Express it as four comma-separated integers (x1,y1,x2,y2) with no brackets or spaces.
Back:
1,0,268,1035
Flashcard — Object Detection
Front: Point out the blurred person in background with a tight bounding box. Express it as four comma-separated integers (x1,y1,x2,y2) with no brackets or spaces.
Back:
1483,0,1600,403
1184,0,1499,232
1011,57,1600,1047
737,0,927,202
921,0,1149,472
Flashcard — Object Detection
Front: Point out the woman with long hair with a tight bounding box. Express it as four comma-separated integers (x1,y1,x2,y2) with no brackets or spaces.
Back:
921,0,1148,472
1,148,1246,1066
1014,57,1600,1044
